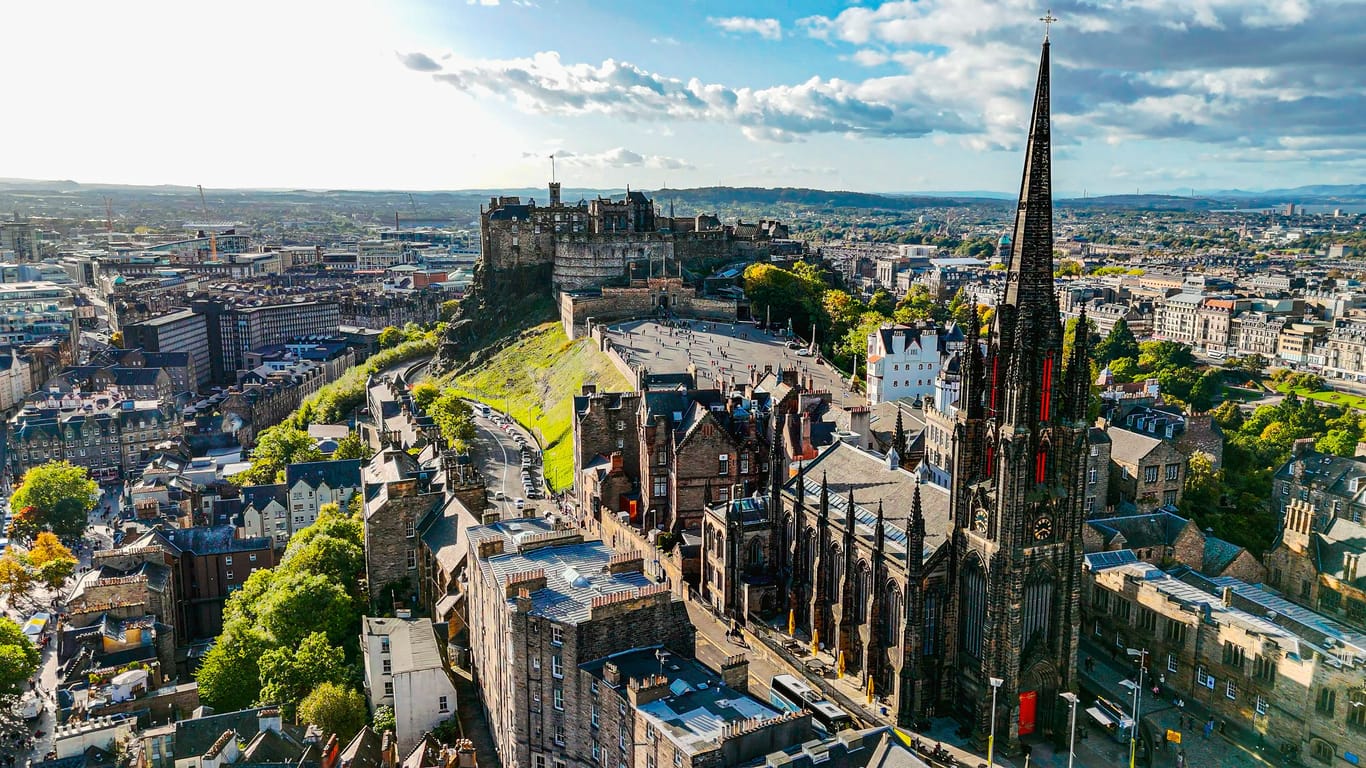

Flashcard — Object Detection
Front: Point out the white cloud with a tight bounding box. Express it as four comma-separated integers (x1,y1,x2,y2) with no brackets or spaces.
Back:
467,0,500,5
708,16,783,40
528,147,694,170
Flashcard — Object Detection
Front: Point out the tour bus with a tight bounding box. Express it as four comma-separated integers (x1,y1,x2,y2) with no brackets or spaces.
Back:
769,674,855,733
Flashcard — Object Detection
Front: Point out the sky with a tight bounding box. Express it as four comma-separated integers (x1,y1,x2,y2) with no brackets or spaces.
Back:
4,0,1365,194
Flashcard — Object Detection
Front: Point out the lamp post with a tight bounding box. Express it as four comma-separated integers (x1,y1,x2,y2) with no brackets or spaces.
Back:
1122,648,1148,768
987,676,1004,768
1059,691,1079,768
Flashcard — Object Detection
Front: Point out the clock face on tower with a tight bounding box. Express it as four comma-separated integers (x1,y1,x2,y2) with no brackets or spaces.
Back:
1033,515,1054,541
974,507,989,534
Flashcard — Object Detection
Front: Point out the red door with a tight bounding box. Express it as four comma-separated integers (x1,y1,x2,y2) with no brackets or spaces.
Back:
1018,690,1037,736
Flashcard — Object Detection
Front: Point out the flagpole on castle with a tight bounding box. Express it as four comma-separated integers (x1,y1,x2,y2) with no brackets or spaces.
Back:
550,154,556,183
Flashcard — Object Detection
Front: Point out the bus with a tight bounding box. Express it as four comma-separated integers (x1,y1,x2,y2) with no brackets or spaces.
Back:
769,674,855,733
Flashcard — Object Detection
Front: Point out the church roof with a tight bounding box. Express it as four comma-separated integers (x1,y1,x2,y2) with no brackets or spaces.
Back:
786,440,951,563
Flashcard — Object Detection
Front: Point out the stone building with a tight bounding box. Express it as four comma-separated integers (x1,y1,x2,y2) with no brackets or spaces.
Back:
1233,312,1288,358
1082,508,1265,584
7,391,179,483
1265,499,1366,632
559,277,739,339
1106,426,1186,512
464,518,695,768
1084,552,1366,765
751,40,1092,749
362,448,446,610
1271,443,1366,524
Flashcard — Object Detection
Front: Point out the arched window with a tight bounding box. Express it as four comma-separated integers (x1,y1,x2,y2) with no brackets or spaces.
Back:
884,584,903,646
748,537,765,569
960,559,987,660
852,561,872,621
1023,571,1055,649
924,587,941,656
829,544,844,595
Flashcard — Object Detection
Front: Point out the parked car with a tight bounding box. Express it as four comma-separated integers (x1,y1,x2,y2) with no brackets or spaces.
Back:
514,498,526,509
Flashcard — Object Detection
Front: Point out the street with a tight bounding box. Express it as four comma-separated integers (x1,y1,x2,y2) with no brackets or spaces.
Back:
469,407,556,520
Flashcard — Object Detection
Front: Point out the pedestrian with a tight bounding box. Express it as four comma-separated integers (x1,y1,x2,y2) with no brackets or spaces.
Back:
1204,717,1214,739
1176,750,1186,768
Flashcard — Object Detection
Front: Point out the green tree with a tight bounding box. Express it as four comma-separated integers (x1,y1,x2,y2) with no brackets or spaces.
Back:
372,704,396,736
1094,318,1140,366
238,426,324,486
257,571,356,648
411,381,440,411
1107,357,1141,383
0,617,40,697
1138,340,1195,373
947,288,976,329
36,558,76,591
258,632,349,711
836,311,887,365
1318,428,1361,457
332,432,372,461
298,682,368,744
822,290,865,342
9,461,99,538
1054,259,1083,277
893,285,939,324
439,300,461,322
742,262,826,337
280,531,365,589
867,289,895,318
196,623,270,712
1210,400,1244,431
430,392,477,451
1179,452,1222,518
377,326,405,350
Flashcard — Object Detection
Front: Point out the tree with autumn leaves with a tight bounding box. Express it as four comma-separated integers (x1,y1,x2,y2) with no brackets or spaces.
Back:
0,532,78,608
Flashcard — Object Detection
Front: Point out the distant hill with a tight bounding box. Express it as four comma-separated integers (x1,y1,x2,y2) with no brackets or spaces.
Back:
1056,194,1227,211
648,186,999,212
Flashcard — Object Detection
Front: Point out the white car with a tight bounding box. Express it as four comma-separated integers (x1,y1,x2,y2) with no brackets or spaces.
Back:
495,491,507,501
795,348,813,357
514,498,526,509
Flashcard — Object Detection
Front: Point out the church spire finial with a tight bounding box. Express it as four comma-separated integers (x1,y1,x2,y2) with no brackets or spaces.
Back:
1040,9,1058,42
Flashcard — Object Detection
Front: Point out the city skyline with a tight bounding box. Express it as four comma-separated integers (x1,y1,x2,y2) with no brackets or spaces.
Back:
5,0,1364,193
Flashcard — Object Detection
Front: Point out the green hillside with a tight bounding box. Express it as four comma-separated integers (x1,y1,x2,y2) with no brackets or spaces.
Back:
446,322,632,491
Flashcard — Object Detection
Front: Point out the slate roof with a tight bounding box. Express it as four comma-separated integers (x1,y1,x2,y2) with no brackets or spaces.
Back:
1107,427,1164,464
337,726,385,768
286,459,362,491
133,525,272,557
400,735,444,768
1086,510,1189,551
788,440,952,565
1313,517,1366,587
173,707,275,761
241,483,288,512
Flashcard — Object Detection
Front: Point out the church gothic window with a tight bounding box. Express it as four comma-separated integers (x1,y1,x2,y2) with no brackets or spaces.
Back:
960,560,986,660
884,584,902,646
1022,573,1054,648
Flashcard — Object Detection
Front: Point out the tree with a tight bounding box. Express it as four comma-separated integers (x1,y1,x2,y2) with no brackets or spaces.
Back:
0,617,40,697
430,392,477,451
411,381,440,411
280,532,365,589
1108,357,1141,383
742,262,826,337
1179,451,1222,519
1318,428,1361,457
1210,400,1244,431
258,632,349,711
439,299,461,322
893,285,939,324
377,326,405,350
196,623,270,712
332,432,372,461
1054,259,1084,277
372,704,396,736
238,426,324,486
257,571,356,648
298,682,368,744
28,532,74,569
36,558,76,591
1138,340,1195,373
0,554,33,609
9,461,99,538
1094,318,1140,366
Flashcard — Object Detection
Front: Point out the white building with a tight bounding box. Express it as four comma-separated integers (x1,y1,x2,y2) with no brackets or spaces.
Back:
865,323,943,405
360,617,458,754
284,459,362,534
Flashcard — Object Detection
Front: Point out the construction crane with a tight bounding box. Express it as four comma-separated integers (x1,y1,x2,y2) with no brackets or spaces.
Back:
197,185,218,261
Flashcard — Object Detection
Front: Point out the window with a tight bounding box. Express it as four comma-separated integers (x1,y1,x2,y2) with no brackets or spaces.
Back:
1164,620,1187,645
381,637,390,652
1137,608,1157,633
1088,466,1098,485
382,659,391,674
590,679,598,696
1350,691,1366,729
554,687,564,711
655,450,667,466
616,438,625,450
592,744,601,762
225,556,233,566
1197,665,1215,690
1165,463,1181,481
554,726,565,746
1316,687,1336,716
226,571,234,580
1321,590,1342,612
591,704,600,729
1253,655,1276,683
653,477,667,498
616,420,625,432
405,520,416,538
718,454,729,475
384,681,394,696
552,654,563,678
1163,490,1178,506
1255,695,1268,716
249,553,257,562
1144,465,1159,484
1114,598,1131,622
1225,680,1237,700
552,626,564,645
740,454,750,474
718,486,730,503
1313,740,1334,764
1086,496,1096,513
674,751,682,767
407,548,417,569
1222,642,1246,670
532,657,541,672
439,696,449,713
534,756,546,768
1167,654,1178,674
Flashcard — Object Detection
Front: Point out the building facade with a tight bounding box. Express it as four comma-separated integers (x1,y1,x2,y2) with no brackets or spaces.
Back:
865,323,943,405
123,309,212,391
360,617,458,754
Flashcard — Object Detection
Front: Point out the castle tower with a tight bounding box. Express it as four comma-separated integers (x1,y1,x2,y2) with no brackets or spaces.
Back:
945,36,1088,750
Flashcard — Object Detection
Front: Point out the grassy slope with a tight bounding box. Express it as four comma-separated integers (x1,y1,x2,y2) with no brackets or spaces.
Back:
446,322,631,491
1274,382,1366,411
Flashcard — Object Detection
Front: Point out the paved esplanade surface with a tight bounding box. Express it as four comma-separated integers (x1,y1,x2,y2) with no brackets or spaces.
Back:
604,319,862,411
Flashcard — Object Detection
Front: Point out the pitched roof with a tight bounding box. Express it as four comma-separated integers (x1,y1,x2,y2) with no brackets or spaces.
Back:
286,459,362,491
337,726,385,768
1085,510,1189,551
1106,427,1164,463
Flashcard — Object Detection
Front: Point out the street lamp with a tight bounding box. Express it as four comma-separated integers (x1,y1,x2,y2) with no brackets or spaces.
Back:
987,676,1004,768
1059,691,1079,768
1121,648,1148,768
